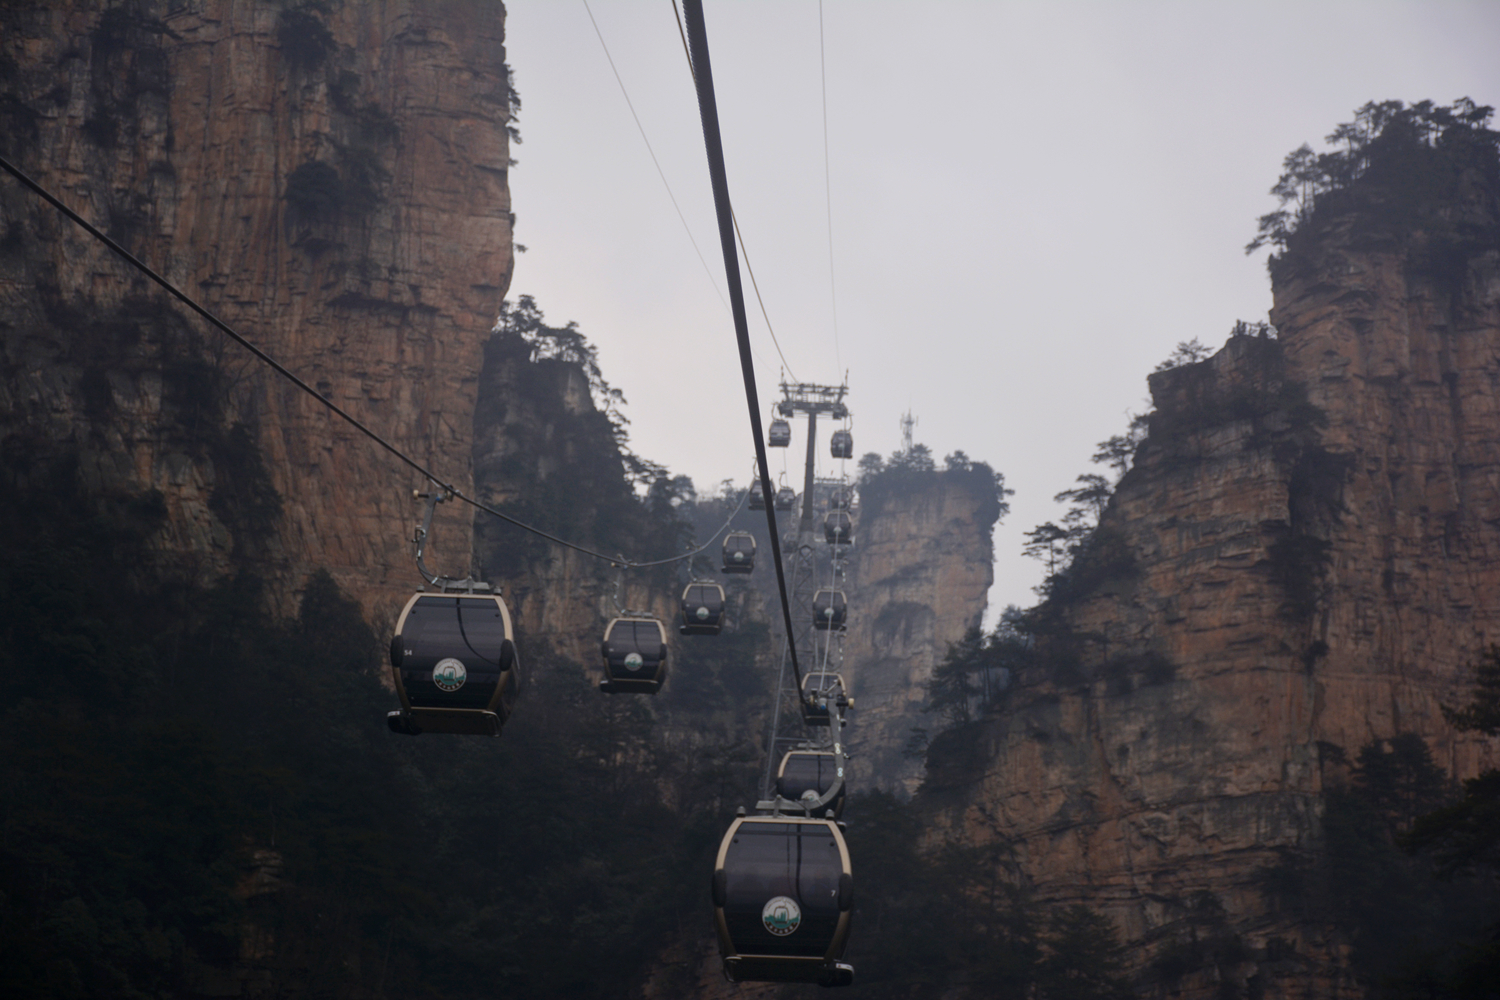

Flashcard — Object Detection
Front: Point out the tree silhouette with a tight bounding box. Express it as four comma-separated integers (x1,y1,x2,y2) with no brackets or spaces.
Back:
1245,98,1500,258
1153,338,1213,372
1023,521,1071,578
1055,473,1112,522
1091,413,1150,480
1407,647,1500,879
1034,905,1131,1000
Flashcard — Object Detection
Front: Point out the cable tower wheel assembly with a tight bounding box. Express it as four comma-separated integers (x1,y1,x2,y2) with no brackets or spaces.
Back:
760,377,852,796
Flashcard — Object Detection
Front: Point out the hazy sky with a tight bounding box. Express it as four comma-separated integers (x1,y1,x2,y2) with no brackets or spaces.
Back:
500,1,1500,618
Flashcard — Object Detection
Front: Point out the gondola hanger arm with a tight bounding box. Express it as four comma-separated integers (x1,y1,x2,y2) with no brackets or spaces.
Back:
413,487,491,594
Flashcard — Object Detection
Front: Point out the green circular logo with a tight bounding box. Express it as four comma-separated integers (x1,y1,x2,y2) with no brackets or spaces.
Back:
625,652,644,672
432,658,467,692
762,896,801,936
696,606,710,621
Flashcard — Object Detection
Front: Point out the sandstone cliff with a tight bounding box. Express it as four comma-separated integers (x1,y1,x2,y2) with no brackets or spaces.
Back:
0,0,513,617
843,463,999,795
921,118,1500,997
471,316,678,669
470,310,788,789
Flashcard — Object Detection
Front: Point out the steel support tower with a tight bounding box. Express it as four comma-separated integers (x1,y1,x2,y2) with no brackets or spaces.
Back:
762,381,851,796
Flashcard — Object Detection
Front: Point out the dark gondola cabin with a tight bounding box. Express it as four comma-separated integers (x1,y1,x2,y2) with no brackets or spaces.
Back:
776,751,846,818
680,582,726,636
600,616,669,693
828,488,851,510
748,481,767,511
829,430,853,459
812,588,847,630
800,671,847,727
387,592,520,736
769,419,792,447
722,531,757,574
713,815,854,987
823,510,853,546
774,486,797,511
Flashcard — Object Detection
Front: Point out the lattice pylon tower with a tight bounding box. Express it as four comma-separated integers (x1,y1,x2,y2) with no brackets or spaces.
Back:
761,380,850,797
761,537,822,797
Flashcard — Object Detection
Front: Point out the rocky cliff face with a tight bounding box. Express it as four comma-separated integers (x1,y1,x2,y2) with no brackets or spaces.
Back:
922,170,1500,994
843,466,998,795
0,0,513,617
471,326,674,669
470,321,786,766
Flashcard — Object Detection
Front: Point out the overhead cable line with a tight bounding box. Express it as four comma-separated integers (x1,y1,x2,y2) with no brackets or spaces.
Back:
670,0,799,385
680,0,810,704
819,0,842,376
0,152,738,573
581,0,729,314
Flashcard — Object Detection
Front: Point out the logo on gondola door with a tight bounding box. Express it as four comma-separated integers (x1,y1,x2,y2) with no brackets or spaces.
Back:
762,896,801,936
625,652,644,672
432,658,467,692
696,606,710,621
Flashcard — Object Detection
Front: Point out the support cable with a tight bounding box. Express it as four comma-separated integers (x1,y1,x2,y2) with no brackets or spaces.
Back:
681,0,810,705
582,0,729,313
0,152,739,573
819,0,842,376
670,0,798,385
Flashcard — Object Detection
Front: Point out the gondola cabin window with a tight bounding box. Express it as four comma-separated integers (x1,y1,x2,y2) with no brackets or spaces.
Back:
721,823,845,957
401,597,509,672
722,532,756,573
608,620,663,662
601,617,668,693
388,593,519,736
777,752,845,817
681,583,725,635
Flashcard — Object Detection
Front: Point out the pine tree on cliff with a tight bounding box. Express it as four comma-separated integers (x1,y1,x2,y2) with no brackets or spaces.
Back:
1245,98,1500,268
1023,521,1070,577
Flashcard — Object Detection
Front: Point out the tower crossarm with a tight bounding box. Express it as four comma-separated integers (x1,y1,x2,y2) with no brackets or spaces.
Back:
777,380,849,418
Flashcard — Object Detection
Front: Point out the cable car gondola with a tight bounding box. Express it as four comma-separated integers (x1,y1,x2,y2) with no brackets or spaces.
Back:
812,588,847,630
387,591,520,736
748,481,767,511
680,582,726,636
800,671,848,727
722,531,757,574
830,430,853,460
713,814,854,987
776,750,846,819
823,510,853,546
600,616,668,693
828,488,851,510
768,419,792,447
774,486,797,511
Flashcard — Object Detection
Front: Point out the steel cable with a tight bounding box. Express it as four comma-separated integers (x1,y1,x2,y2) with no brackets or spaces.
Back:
0,152,739,573
681,0,810,705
